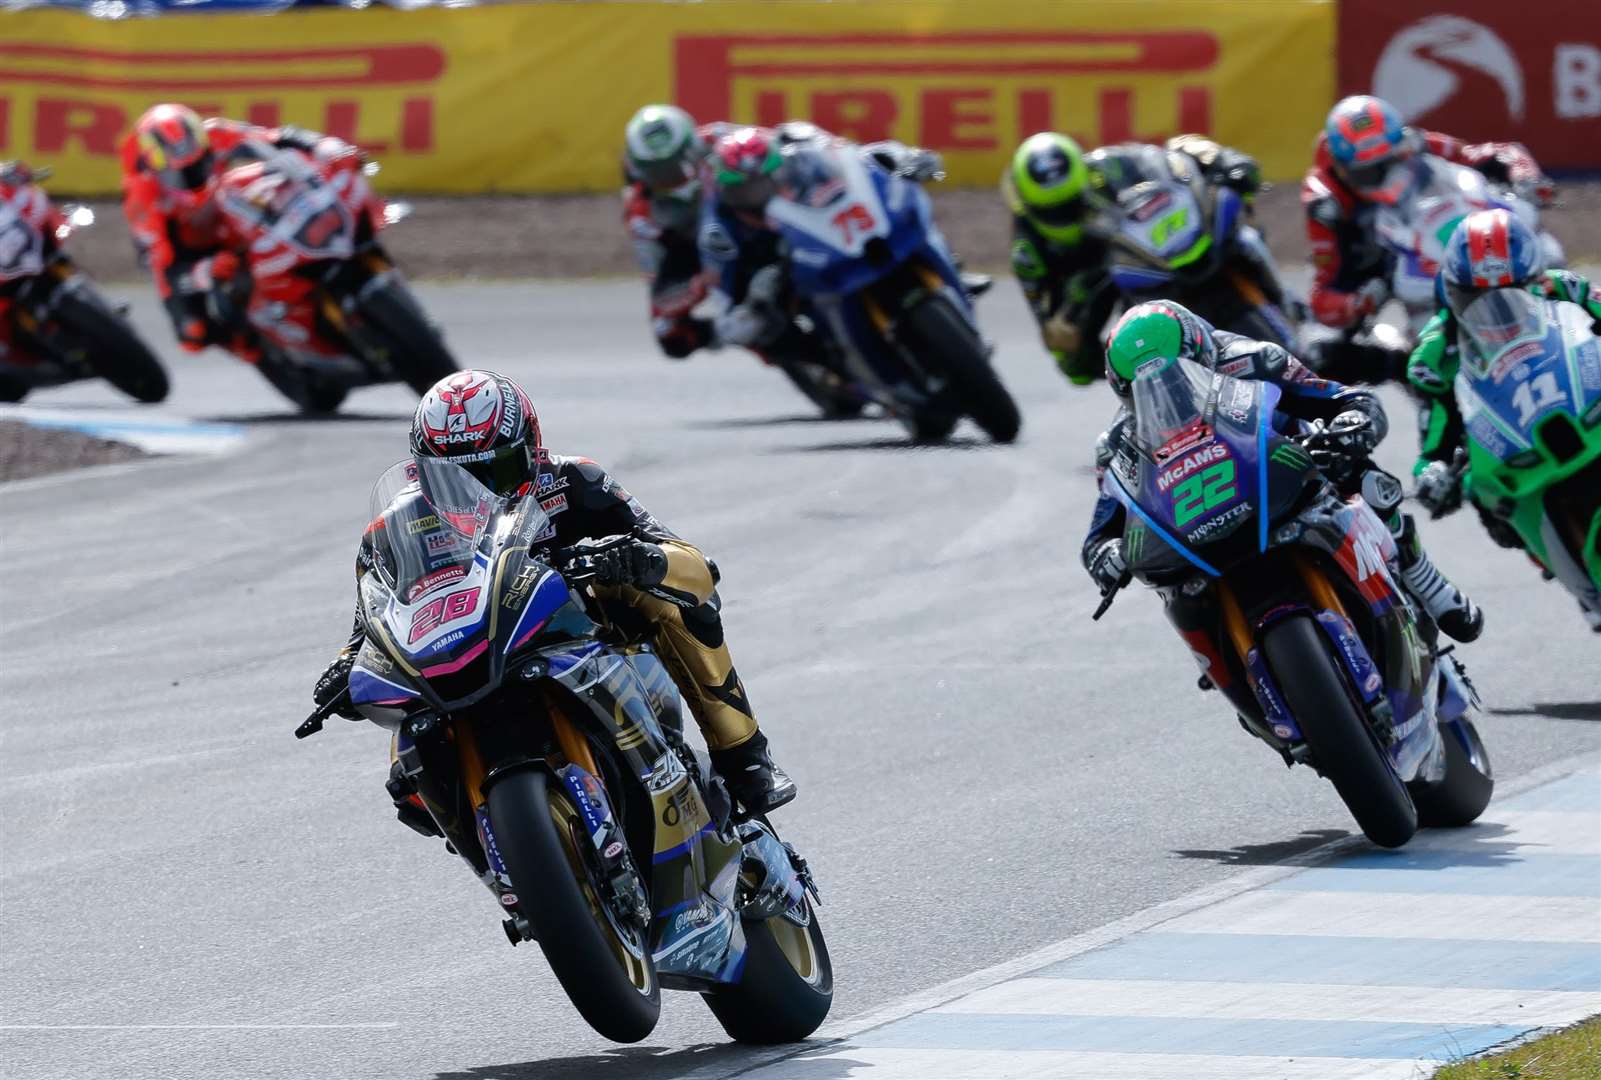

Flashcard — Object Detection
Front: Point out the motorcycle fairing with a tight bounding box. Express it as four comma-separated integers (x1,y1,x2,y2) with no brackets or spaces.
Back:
1373,159,1513,327
0,191,47,282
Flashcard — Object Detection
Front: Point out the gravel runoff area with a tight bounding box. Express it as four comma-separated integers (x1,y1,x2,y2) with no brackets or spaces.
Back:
57,181,1601,284
0,420,148,482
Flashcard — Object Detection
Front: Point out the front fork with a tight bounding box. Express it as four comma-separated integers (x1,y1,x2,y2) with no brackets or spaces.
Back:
1215,554,1407,766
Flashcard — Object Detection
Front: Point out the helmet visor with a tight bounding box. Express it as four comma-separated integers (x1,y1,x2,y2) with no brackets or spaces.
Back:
159,149,213,193
450,441,535,498
720,174,776,212
1343,157,1415,204
1027,194,1087,230
635,155,700,193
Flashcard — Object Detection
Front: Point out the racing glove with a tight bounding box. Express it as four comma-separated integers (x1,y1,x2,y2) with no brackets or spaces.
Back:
1326,410,1380,456
574,539,669,588
1414,460,1464,519
312,653,362,719
1087,539,1128,595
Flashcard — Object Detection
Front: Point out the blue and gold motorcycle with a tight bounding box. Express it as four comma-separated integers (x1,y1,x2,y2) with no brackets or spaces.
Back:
297,458,830,1044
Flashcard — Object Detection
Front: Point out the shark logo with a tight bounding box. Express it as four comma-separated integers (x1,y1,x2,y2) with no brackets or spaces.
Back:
1374,16,1525,123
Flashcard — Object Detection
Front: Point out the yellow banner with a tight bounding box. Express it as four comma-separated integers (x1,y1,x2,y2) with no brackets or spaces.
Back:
0,2,1334,194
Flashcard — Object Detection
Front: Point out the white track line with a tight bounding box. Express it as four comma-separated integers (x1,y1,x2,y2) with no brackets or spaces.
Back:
680,750,1601,1080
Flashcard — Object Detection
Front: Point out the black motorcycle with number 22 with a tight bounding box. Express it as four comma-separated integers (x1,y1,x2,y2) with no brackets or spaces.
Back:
298,457,831,1044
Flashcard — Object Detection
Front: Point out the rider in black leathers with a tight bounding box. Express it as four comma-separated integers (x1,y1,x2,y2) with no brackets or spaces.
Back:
312,370,796,831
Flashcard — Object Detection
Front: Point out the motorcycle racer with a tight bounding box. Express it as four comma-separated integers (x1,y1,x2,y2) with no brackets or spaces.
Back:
1083,301,1484,643
312,370,797,828
1302,95,1554,333
1406,210,1601,631
119,103,355,357
1003,131,1267,385
623,105,947,362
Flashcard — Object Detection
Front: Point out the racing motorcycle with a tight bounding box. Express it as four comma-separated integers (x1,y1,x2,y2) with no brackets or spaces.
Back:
1373,159,1561,340
1434,286,1601,627
0,163,168,404
763,142,1020,443
1094,356,1493,848
213,147,457,413
296,459,831,1044
1093,145,1299,350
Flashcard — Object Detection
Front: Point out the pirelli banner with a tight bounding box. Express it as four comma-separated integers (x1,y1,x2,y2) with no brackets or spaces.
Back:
0,1,1335,194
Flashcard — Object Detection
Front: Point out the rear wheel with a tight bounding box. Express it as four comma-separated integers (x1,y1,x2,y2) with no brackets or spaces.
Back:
898,295,1020,443
353,278,458,396
51,288,169,403
486,769,660,1043
703,900,833,1044
1411,719,1493,827
1261,615,1417,848
256,347,347,414
776,360,864,419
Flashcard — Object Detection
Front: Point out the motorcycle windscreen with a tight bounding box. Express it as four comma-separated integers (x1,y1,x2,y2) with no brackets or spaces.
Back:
365,458,550,609
1130,358,1259,550
1458,288,1545,364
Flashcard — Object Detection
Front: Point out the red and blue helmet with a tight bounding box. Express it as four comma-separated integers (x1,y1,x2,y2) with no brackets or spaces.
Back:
1440,208,1545,314
1324,95,1416,205
712,127,783,213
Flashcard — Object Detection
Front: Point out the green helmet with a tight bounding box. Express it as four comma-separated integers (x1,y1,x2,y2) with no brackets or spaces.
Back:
1104,301,1217,399
624,104,706,192
1006,132,1091,243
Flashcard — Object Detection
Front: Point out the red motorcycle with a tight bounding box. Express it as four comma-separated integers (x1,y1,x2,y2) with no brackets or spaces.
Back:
0,162,169,404
211,145,457,412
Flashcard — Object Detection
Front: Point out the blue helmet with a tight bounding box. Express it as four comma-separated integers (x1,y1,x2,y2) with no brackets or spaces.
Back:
1324,95,1416,204
1439,208,1544,314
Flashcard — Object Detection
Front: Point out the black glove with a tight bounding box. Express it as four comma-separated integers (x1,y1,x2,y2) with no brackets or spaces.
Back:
1414,460,1463,519
1088,539,1128,594
577,539,668,588
312,653,361,719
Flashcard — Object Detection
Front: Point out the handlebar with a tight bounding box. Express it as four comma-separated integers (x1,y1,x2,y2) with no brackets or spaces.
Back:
295,688,350,739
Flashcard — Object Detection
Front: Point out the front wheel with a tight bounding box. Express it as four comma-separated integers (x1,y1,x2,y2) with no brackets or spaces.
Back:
51,288,169,403
897,295,1020,443
1261,614,1418,848
486,769,660,1043
703,901,833,1044
353,277,458,395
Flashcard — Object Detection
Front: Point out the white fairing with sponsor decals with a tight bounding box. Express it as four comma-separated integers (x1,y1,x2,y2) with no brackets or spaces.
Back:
765,147,890,259
1374,159,1557,334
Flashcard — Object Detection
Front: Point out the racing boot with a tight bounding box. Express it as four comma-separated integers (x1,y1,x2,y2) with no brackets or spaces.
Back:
1393,513,1484,643
710,730,797,817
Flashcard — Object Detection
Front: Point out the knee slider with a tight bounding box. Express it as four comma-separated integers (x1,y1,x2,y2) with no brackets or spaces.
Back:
681,599,725,649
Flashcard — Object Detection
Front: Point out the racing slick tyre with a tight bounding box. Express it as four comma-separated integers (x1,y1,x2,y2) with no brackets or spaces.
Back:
52,289,169,403
256,348,347,414
354,280,458,396
1410,719,1494,828
900,295,1020,443
486,768,661,1043
777,361,865,419
1261,614,1418,848
703,900,833,1044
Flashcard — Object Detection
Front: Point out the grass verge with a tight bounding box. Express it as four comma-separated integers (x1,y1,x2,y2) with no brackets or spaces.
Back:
1433,1016,1601,1079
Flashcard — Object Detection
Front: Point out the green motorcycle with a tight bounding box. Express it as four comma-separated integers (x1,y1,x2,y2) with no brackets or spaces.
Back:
1447,287,1601,622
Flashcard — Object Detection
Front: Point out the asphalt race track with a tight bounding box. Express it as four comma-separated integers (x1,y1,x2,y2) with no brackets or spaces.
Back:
4,280,1600,1079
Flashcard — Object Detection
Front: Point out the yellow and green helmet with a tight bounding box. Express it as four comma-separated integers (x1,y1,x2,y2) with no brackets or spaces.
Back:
1104,301,1217,399
1006,132,1091,243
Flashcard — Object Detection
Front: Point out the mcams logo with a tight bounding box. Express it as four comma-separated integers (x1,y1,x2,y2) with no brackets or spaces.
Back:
0,42,444,159
674,30,1221,156
1374,15,1600,123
